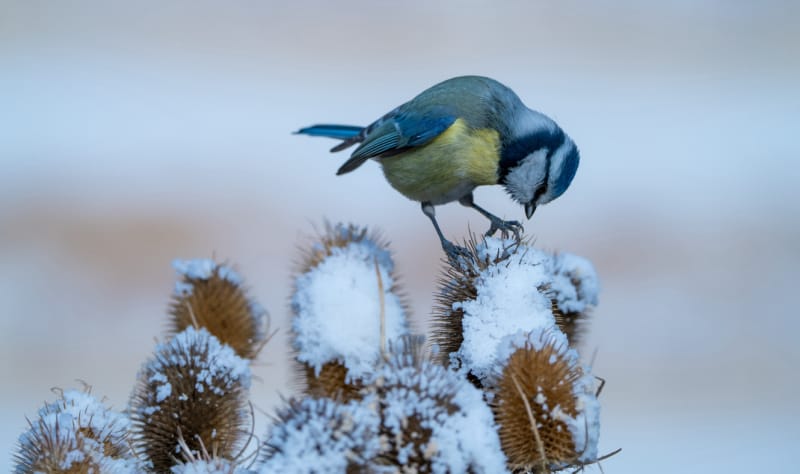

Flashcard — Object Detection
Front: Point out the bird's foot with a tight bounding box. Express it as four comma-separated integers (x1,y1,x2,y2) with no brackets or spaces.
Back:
441,240,472,264
485,218,523,240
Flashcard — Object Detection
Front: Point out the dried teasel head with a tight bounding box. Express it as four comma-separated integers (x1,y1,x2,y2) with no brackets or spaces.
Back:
291,222,410,399
14,387,139,473
130,327,251,473
170,259,270,360
432,236,601,384
367,335,508,473
433,236,561,384
492,329,600,472
258,396,382,473
543,252,599,347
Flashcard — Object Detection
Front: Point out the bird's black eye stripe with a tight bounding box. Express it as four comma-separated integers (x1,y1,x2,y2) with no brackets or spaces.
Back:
498,128,564,181
532,151,553,202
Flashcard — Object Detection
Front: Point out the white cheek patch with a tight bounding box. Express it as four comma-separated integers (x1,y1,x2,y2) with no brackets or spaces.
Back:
504,149,548,204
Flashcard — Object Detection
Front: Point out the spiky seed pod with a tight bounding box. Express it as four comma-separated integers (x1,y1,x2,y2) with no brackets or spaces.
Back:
258,396,382,473
432,236,601,384
370,336,450,471
492,330,600,473
303,361,363,403
545,253,600,347
170,259,269,360
130,327,251,473
433,237,558,384
431,237,485,367
291,222,410,398
369,336,509,473
14,388,139,474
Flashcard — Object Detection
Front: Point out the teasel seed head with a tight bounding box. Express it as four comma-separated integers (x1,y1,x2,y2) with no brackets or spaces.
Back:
434,236,561,384
545,253,600,347
130,326,252,473
432,236,601,384
14,387,139,473
169,259,270,361
291,222,410,398
366,335,508,473
258,396,382,473
492,329,600,472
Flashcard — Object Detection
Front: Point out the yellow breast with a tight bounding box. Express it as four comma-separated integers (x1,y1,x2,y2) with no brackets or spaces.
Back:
379,119,501,204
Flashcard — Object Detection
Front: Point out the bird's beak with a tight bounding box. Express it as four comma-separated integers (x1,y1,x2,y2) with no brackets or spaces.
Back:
525,202,536,219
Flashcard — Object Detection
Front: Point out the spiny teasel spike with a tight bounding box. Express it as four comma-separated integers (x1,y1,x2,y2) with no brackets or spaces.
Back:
290,222,410,400
130,327,251,473
492,329,601,472
170,258,271,360
14,387,139,473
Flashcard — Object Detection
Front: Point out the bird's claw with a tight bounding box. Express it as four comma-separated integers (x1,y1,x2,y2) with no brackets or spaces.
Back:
485,218,523,240
441,240,472,263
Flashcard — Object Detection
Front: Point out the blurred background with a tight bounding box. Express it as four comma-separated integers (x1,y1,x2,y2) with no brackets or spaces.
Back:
1,0,798,471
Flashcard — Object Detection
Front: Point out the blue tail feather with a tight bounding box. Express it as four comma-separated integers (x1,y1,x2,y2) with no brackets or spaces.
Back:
296,124,363,140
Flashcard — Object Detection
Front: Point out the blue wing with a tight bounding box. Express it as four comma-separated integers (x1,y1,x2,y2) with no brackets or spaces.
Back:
337,107,457,175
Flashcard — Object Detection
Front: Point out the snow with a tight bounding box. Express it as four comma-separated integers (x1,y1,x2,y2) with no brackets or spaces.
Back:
291,239,409,381
171,259,243,296
562,369,601,463
155,382,172,403
171,458,239,474
550,252,600,313
453,238,557,382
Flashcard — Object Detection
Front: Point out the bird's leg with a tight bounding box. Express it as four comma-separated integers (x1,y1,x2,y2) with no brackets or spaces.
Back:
458,193,523,239
421,202,471,261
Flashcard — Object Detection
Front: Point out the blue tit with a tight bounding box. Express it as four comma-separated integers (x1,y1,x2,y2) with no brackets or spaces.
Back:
297,75,579,258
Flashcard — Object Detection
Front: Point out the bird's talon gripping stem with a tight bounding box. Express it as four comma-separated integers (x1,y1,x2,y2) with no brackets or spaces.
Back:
486,218,523,240
442,240,472,262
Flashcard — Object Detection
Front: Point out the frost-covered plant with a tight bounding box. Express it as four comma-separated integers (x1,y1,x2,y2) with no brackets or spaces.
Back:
261,336,509,474
130,327,252,473
14,222,610,474
14,388,140,473
545,253,599,345
429,236,605,472
170,259,270,360
259,396,383,473
492,329,600,472
291,223,410,400
433,237,599,383
369,336,508,473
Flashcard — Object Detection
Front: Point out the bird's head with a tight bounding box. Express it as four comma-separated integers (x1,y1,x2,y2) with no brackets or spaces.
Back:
498,109,580,219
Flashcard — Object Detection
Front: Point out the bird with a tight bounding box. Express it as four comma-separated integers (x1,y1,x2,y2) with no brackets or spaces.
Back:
296,75,579,259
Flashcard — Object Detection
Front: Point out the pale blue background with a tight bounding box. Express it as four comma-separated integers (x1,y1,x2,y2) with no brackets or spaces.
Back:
2,1,798,471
